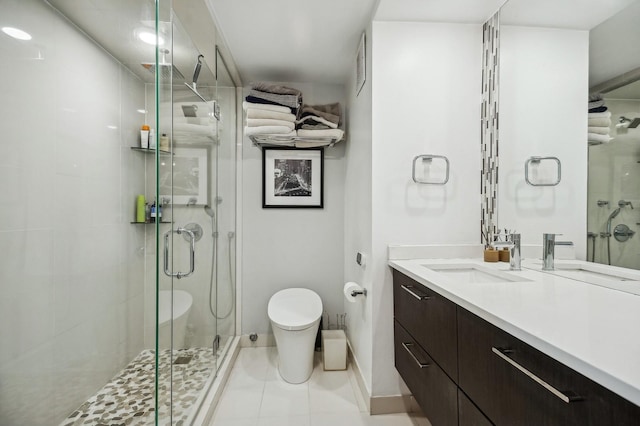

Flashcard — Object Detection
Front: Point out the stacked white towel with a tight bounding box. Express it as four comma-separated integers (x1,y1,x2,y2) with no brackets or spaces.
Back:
243,101,296,139
588,96,612,145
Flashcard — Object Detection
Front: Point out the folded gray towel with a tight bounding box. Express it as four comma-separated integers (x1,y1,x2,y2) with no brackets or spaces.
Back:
249,89,301,109
250,82,302,97
588,99,605,109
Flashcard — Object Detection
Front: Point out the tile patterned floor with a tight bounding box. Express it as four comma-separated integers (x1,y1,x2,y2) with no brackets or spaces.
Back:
209,347,430,426
60,348,215,426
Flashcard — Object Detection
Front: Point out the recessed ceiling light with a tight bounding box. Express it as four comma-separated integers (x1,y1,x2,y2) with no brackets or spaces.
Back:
137,109,147,114
137,29,164,46
2,27,32,41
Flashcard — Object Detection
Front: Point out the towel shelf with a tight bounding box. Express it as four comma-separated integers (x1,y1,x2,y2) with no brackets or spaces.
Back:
131,147,172,155
525,156,561,186
249,134,342,149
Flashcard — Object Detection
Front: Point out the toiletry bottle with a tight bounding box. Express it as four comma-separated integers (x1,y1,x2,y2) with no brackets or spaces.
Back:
157,202,162,223
160,133,169,151
145,203,151,223
150,201,156,223
149,128,156,149
136,195,146,223
140,125,150,149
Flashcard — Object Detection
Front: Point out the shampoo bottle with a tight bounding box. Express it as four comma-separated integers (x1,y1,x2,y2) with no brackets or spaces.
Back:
149,129,156,149
140,125,150,149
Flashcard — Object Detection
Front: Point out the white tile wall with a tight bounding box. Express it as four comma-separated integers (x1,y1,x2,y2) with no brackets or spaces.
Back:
0,1,146,424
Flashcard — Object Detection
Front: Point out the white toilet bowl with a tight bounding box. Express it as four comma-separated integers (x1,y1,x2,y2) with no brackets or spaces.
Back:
268,288,323,384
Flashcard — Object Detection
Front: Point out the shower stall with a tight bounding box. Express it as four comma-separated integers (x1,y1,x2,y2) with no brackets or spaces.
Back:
587,81,640,269
0,0,238,424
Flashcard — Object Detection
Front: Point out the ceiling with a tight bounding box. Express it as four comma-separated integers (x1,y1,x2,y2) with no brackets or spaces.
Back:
207,0,510,86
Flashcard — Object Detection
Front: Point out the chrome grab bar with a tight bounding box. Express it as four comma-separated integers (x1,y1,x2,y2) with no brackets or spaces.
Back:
492,347,582,403
400,284,430,301
402,342,430,369
163,228,196,279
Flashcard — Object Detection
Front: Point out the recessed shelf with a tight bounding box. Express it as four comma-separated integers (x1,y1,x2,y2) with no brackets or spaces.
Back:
130,221,171,225
130,147,172,155
249,134,342,149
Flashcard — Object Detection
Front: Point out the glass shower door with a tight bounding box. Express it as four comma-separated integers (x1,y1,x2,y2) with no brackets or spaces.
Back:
156,10,221,423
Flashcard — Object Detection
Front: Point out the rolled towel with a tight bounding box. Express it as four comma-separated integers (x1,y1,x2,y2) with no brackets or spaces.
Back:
246,118,295,130
245,126,296,137
588,126,610,135
243,101,291,114
588,133,613,144
588,111,611,119
588,99,605,109
588,117,611,127
297,128,344,141
246,108,296,122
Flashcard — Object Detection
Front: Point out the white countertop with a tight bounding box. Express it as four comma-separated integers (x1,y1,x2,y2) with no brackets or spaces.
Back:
388,257,640,406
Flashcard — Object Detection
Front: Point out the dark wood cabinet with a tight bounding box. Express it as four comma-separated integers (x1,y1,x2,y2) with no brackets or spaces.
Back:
392,269,458,381
394,320,458,426
458,389,493,426
392,269,640,426
457,306,640,426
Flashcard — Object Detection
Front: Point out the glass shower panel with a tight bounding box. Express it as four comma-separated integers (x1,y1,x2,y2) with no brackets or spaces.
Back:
213,49,238,373
159,11,220,423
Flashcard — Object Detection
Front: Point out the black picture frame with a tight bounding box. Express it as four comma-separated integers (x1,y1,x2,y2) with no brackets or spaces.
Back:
262,147,324,208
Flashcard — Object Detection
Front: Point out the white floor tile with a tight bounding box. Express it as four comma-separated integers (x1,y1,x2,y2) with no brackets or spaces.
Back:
213,387,264,419
210,346,426,426
257,415,311,426
210,417,258,426
258,380,309,417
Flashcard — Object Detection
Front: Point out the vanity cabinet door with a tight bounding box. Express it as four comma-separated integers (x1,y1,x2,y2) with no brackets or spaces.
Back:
458,389,493,426
394,320,458,426
392,270,458,381
457,307,640,426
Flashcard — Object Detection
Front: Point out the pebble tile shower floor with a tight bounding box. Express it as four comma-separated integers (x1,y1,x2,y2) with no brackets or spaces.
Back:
60,348,215,426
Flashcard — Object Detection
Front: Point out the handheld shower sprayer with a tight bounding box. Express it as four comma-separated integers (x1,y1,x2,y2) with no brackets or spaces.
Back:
191,54,204,91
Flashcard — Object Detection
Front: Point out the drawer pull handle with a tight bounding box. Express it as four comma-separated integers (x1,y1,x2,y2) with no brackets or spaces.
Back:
402,342,430,369
492,347,582,403
400,284,430,300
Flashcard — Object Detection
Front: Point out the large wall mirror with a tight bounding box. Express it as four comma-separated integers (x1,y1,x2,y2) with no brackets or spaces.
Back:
497,0,640,269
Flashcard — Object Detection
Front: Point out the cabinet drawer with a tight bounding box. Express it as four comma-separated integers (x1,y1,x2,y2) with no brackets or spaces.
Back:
458,307,640,426
394,320,458,426
392,269,458,381
458,389,493,426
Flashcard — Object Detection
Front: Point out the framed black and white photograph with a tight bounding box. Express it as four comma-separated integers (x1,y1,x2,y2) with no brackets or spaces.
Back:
160,147,208,205
356,32,366,96
262,147,324,208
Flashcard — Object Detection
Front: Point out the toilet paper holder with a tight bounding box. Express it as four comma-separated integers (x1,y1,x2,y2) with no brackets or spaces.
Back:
350,288,367,297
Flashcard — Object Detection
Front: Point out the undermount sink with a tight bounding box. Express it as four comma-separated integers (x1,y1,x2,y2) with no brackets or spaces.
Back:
524,261,640,296
422,264,528,284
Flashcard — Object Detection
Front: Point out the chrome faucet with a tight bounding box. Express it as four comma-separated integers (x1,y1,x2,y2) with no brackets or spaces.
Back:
492,233,521,271
542,233,574,271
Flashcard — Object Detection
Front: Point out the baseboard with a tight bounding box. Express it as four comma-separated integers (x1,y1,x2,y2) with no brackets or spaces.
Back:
346,340,420,415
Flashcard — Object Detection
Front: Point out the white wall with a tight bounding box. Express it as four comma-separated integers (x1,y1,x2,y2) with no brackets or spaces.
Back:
369,21,482,396
0,1,146,424
344,23,374,394
241,83,347,335
499,26,588,257
588,99,640,268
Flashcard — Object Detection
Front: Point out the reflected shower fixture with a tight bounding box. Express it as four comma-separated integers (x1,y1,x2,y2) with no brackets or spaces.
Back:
141,48,184,80
617,116,640,129
184,54,208,102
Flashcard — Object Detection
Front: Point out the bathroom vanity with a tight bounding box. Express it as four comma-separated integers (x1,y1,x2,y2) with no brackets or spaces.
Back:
390,256,640,425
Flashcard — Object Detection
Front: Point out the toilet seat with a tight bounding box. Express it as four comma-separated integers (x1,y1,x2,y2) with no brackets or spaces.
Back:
268,288,322,331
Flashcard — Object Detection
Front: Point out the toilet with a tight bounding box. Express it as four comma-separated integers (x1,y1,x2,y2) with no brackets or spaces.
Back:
268,288,323,384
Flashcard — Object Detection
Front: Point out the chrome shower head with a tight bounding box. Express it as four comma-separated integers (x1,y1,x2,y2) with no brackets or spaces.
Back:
141,49,185,80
